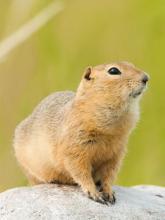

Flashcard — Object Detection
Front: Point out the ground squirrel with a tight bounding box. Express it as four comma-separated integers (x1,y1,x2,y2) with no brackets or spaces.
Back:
13,61,149,205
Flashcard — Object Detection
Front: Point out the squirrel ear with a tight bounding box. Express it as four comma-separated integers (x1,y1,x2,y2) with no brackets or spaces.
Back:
84,67,92,80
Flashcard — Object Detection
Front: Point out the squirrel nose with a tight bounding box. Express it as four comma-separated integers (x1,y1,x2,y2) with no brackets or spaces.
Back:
142,74,149,84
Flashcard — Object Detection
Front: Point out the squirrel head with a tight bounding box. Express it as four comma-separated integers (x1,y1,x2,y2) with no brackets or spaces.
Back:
74,62,149,130
77,62,149,109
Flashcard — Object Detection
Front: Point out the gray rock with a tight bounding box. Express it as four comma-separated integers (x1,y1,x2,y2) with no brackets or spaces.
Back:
0,184,164,220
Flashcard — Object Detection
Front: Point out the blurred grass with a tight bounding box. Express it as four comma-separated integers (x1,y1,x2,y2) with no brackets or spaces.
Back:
0,0,165,191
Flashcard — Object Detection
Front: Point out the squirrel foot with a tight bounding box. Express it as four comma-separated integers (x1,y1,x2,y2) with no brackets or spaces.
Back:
87,190,109,205
102,191,116,205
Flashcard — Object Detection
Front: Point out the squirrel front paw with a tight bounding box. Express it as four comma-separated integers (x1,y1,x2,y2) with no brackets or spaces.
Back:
102,191,116,204
86,190,109,205
98,183,116,204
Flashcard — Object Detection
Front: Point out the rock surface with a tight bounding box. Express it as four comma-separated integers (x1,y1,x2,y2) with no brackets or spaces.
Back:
0,184,164,220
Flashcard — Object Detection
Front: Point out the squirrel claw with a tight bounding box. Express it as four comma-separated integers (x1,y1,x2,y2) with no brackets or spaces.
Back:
102,191,116,205
87,191,110,205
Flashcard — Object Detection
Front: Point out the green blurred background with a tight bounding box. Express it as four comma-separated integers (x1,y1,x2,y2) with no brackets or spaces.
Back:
0,0,164,192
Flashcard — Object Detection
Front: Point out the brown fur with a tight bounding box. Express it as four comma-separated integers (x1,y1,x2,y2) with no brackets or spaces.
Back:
13,61,149,204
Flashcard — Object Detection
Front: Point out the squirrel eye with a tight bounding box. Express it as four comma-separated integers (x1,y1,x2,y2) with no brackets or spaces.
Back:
108,67,121,75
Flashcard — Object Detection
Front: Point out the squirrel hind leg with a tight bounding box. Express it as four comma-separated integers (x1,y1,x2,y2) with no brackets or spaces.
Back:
27,173,43,185
21,167,44,185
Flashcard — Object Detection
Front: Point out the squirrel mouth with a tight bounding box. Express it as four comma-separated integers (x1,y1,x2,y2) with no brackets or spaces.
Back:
132,91,142,98
131,86,146,98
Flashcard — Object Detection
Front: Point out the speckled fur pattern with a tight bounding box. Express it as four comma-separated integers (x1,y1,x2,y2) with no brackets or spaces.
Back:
13,61,148,205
